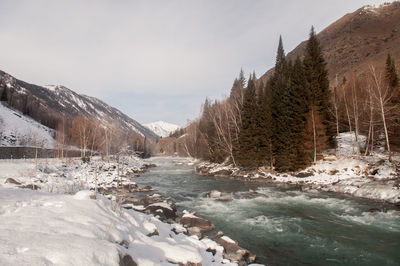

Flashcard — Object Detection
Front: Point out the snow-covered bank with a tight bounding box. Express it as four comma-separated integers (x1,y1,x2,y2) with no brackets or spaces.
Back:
196,133,400,205
0,157,240,265
0,188,234,265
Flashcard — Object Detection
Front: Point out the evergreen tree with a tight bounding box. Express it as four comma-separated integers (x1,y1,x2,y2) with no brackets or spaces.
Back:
288,58,310,170
238,68,246,88
235,78,259,168
257,81,273,167
303,26,336,162
229,78,240,99
270,36,292,171
0,87,7,102
386,53,399,88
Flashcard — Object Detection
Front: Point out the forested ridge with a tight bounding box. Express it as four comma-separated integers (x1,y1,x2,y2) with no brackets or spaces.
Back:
172,27,399,172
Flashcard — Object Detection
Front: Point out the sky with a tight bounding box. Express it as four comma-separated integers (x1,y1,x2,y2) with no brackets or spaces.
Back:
0,0,392,126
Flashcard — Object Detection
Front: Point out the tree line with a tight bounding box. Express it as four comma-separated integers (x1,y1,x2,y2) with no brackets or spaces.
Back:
176,27,399,172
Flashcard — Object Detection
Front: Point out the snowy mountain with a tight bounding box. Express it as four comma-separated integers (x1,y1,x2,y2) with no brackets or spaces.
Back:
145,121,180,138
0,102,56,148
0,70,158,141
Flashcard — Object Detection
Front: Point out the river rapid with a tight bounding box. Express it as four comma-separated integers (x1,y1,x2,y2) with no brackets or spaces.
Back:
134,157,400,265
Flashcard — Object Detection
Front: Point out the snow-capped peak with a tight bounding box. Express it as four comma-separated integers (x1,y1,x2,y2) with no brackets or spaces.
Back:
145,121,180,138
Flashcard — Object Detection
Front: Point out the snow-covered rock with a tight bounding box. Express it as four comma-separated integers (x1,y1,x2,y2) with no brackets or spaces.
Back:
145,121,180,138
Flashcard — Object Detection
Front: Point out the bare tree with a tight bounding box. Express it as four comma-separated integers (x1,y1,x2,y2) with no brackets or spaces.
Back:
364,82,375,156
55,119,66,160
369,65,394,161
70,117,98,160
351,78,361,154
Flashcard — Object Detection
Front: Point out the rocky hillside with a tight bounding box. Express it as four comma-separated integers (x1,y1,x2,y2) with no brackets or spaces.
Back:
261,2,400,83
0,70,158,141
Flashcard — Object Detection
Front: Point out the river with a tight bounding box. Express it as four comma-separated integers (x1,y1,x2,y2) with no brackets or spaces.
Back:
134,157,400,265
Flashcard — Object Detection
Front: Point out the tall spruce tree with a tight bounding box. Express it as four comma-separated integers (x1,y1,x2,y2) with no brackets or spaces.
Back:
270,36,293,171
303,26,336,162
235,77,260,168
257,79,274,168
288,57,310,170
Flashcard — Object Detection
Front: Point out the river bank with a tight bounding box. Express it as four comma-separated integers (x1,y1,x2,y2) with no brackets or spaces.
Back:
0,156,247,265
195,133,400,206
134,157,400,265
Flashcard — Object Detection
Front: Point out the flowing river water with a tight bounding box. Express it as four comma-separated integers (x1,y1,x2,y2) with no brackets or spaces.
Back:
134,157,400,265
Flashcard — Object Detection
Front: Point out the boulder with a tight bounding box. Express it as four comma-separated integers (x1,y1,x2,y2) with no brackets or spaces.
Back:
123,197,160,207
208,190,222,198
217,196,233,202
4,178,21,185
119,254,137,266
121,183,138,191
187,226,202,239
137,185,153,192
145,202,177,220
180,213,215,232
141,163,157,169
295,171,314,178
217,236,256,264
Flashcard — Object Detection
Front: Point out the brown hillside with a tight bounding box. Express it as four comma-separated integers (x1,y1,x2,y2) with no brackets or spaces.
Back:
260,2,400,84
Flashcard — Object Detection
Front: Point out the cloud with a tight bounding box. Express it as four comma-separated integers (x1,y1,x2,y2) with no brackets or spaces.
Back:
0,0,391,125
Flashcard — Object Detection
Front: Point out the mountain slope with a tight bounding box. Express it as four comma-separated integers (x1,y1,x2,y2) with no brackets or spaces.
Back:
0,102,55,148
0,70,158,141
145,121,180,138
260,2,400,84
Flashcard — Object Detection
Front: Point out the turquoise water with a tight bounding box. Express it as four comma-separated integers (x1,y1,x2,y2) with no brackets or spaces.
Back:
134,157,400,265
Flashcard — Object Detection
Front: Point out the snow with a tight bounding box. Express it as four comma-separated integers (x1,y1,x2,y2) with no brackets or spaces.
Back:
221,236,236,244
147,202,173,211
145,121,180,138
0,156,237,266
0,102,56,148
42,84,58,91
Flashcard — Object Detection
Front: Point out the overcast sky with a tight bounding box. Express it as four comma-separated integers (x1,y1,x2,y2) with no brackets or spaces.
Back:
0,0,391,126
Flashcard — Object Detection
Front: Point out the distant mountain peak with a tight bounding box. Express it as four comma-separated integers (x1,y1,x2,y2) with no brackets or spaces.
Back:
145,121,180,138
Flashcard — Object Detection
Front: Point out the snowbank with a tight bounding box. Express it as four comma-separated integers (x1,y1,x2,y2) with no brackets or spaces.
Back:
0,156,239,265
0,188,233,265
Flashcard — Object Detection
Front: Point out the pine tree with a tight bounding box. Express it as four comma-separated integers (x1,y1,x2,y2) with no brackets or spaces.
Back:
303,26,336,162
288,57,310,170
238,68,246,88
235,78,259,168
229,78,240,99
257,80,273,167
270,36,293,171
199,98,222,162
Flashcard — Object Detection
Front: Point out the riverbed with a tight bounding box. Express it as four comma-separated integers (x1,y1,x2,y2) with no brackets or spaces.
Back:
135,157,400,265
